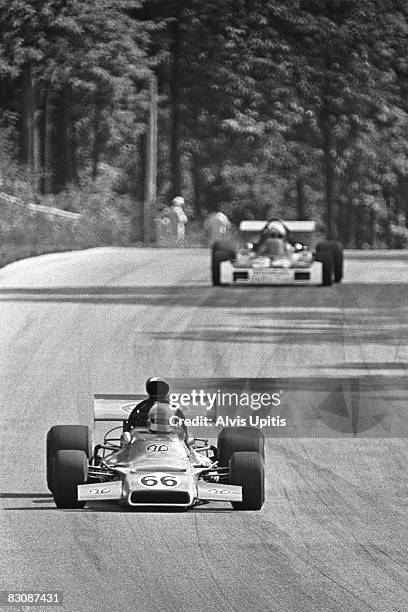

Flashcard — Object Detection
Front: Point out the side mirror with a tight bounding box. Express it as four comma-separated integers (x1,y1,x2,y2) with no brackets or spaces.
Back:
187,435,195,446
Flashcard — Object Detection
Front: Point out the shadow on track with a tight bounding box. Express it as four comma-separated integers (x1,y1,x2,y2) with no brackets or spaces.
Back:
147,324,406,346
0,283,406,309
3,504,235,514
332,362,408,370
0,492,52,499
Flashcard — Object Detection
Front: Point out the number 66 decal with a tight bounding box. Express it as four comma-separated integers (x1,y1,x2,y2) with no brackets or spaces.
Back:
139,474,180,488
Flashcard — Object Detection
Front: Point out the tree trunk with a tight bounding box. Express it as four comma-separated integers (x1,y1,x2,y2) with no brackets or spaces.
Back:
44,87,58,194
354,202,365,248
170,17,182,196
32,80,43,194
369,208,378,248
345,198,355,247
91,100,102,180
21,65,34,168
143,75,158,246
130,133,146,243
322,119,336,239
53,87,76,190
191,153,203,216
296,176,307,220
62,88,77,185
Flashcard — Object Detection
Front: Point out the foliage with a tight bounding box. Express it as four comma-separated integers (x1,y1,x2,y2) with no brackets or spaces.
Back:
1,0,408,249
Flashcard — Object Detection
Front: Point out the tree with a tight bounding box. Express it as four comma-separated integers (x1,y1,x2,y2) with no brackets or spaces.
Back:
0,0,152,193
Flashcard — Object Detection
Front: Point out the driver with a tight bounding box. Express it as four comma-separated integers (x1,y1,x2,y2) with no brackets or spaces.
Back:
146,402,186,440
257,219,291,257
126,377,186,434
125,377,170,430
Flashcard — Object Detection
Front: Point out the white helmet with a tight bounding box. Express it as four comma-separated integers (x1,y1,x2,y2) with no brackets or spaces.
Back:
172,196,185,207
147,402,174,433
266,220,286,238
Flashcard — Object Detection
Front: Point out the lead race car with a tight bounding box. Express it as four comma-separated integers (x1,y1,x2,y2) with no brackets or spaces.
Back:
46,395,265,511
211,218,343,286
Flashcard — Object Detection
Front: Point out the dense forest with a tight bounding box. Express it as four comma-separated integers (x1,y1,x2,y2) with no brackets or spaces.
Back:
1,0,408,249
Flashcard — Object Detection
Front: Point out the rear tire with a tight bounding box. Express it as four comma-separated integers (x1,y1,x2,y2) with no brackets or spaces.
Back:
46,425,92,493
330,241,343,282
211,240,236,286
316,240,343,283
230,451,265,510
217,426,264,467
53,450,88,509
315,250,333,286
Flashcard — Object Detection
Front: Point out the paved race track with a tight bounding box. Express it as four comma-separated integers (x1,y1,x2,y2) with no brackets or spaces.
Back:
1,248,408,612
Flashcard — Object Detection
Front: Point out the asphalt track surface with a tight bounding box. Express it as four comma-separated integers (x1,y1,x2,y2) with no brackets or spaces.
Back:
0,248,407,612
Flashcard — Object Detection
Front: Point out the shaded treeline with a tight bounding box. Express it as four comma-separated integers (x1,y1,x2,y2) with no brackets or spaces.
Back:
1,0,408,246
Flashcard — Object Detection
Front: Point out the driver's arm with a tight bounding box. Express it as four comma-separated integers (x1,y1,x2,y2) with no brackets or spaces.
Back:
174,407,188,435
125,398,152,431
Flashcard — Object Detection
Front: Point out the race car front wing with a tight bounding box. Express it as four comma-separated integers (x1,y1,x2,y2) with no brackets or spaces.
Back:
220,260,323,285
77,478,242,506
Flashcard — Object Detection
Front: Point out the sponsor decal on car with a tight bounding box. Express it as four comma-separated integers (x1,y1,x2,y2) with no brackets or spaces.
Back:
87,487,114,495
146,443,169,452
252,268,293,282
207,488,232,496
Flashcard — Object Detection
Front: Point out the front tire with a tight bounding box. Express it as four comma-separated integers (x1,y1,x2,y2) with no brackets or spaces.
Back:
53,450,88,509
217,426,264,467
315,251,333,286
229,451,265,510
46,425,92,493
211,240,236,286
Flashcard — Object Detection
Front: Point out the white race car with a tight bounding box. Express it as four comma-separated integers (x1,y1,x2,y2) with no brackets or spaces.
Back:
46,394,265,511
212,219,343,286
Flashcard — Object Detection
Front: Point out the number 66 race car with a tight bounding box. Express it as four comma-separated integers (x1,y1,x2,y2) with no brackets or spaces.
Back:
212,218,343,286
46,395,265,511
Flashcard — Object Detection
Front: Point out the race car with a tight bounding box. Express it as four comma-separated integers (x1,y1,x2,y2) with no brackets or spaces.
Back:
211,218,343,286
46,394,265,511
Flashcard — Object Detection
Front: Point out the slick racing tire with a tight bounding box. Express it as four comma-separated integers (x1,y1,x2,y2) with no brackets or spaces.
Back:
229,451,265,510
315,250,334,286
53,450,88,509
46,425,92,493
217,426,264,467
316,240,343,283
211,240,237,286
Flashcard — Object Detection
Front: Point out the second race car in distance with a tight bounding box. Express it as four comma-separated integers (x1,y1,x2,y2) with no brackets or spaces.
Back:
211,218,343,287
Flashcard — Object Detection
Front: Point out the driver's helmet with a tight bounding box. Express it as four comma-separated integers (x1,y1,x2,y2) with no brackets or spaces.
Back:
147,402,174,433
145,377,170,400
264,220,287,239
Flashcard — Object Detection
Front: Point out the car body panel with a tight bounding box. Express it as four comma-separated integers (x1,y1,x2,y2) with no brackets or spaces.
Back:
78,481,123,501
92,430,212,507
93,394,145,421
220,259,323,285
197,482,242,502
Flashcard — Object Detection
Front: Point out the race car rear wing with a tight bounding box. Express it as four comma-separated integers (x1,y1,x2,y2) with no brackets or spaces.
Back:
239,220,316,246
94,394,146,422
239,220,316,232
93,393,218,423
